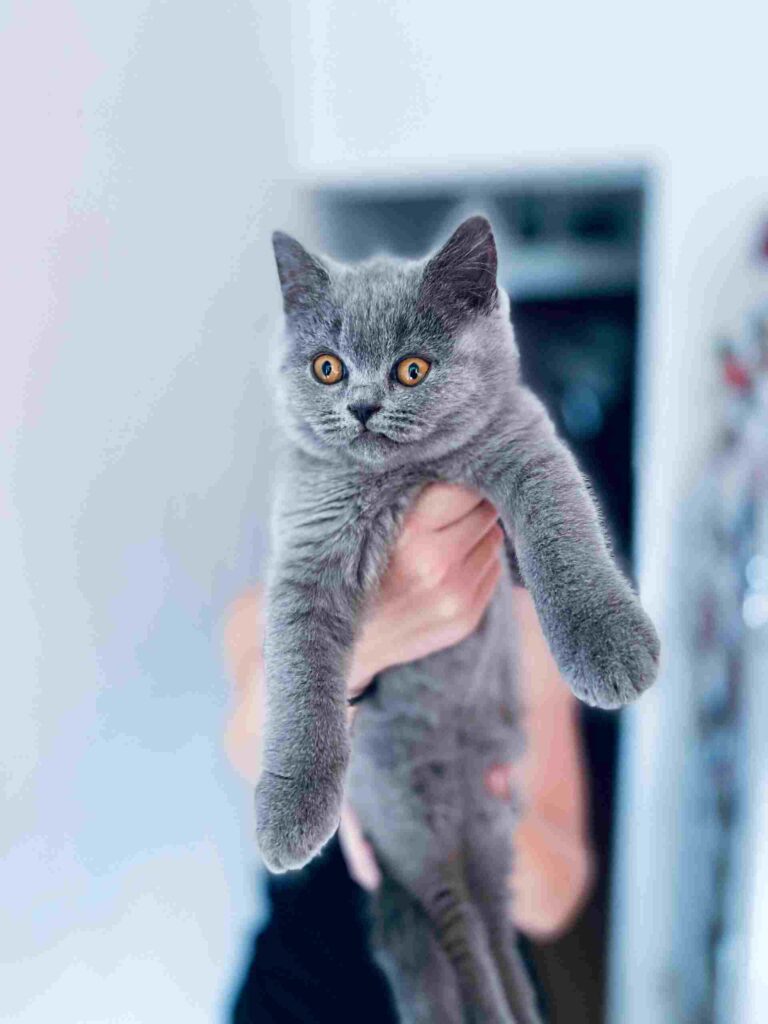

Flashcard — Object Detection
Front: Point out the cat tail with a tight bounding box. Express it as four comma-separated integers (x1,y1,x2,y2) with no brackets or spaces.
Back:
372,866,538,1024
371,868,463,1024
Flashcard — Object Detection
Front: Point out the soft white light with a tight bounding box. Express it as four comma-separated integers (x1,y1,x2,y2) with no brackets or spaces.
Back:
743,593,768,629
746,555,768,592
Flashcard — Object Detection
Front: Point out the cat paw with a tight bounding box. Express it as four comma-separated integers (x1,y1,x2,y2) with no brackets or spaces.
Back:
254,769,343,873
565,595,660,710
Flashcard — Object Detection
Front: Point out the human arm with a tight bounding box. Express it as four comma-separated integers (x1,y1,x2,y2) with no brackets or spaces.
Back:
488,587,594,940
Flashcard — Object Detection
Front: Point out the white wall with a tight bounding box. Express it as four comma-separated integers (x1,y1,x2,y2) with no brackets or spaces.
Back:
283,2,768,1021
1,2,299,1020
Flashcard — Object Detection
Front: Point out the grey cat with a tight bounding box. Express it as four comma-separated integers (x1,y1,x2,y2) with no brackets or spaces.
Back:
256,216,659,1023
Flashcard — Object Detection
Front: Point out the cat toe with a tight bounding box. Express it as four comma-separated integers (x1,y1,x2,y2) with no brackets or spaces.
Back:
568,602,660,710
255,770,342,873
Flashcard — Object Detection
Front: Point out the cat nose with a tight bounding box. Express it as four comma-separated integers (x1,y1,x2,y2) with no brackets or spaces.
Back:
348,402,382,426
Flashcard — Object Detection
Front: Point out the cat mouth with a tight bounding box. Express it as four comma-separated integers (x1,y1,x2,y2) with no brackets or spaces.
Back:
352,429,397,446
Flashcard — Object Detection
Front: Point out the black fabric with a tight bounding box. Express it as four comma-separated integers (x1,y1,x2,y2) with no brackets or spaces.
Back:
231,837,397,1023
231,836,548,1023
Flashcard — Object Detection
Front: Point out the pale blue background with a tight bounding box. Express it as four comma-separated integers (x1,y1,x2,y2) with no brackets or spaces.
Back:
2,2,295,1019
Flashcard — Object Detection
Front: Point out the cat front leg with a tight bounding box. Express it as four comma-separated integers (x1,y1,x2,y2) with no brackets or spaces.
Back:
255,554,362,872
480,399,659,710
255,488,408,873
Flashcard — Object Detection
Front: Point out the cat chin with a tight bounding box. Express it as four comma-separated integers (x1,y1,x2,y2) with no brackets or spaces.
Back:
351,430,396,448
347,431,401,466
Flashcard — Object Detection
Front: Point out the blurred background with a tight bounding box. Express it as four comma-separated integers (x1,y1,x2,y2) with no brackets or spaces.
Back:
2,1,767,1022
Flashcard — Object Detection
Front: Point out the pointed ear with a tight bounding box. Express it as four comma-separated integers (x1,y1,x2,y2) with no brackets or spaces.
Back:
417,216,498,329
272,231,330,319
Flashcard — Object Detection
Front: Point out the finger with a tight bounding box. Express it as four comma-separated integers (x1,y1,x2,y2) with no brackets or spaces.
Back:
407,483,484,531
485,761,515,801
434,499,499,563
460,522,505,586
429,535,502,639
466,556,503,628
338,806,381,892
404,504,498,592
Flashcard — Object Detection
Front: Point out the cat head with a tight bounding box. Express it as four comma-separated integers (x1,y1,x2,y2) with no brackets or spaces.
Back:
271,215,519,469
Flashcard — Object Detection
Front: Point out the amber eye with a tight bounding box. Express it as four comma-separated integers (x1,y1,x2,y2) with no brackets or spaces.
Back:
312,353,344,384
395,356,431,387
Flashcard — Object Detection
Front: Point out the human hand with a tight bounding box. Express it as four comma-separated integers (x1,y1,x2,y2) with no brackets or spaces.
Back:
348,483,504,696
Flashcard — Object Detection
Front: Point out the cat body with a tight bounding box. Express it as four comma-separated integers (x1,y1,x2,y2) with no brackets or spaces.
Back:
268,444,538,1023
348,563,539,1023
257,217,659,1023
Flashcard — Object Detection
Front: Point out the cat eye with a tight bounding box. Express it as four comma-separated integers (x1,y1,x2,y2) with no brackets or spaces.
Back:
312,353,345,385
395,356,431,387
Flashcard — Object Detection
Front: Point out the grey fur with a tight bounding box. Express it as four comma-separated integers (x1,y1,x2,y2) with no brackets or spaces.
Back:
257,217,659,1022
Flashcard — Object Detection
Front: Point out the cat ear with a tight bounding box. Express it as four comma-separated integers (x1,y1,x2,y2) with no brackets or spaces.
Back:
417,216,498,329
272,231,331,319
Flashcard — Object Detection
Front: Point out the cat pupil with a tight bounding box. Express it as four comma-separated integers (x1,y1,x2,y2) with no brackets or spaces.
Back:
408,363,419,379
322,360,332,377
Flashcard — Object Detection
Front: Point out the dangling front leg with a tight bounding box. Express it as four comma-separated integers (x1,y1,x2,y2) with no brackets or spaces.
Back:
255,479,409,872
255,564,356,872
480,393,659,709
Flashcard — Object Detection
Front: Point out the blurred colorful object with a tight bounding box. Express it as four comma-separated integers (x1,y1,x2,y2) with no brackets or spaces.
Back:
678,291,768,1023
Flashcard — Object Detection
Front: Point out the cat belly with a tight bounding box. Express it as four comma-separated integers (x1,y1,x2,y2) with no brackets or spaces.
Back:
346,572,523,879
346,578,534,1023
